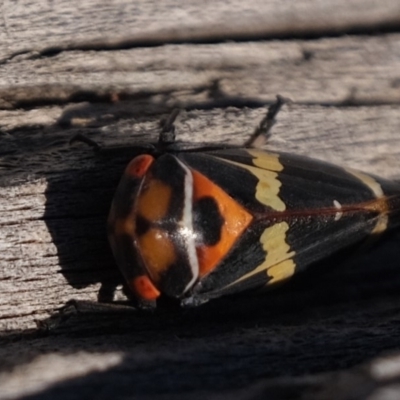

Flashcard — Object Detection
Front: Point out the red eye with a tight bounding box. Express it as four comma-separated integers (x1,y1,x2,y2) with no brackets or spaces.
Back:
125,154,154,178
129,275,160,301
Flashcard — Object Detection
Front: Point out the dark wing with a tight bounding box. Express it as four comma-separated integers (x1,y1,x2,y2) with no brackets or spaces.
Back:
178,149,400,303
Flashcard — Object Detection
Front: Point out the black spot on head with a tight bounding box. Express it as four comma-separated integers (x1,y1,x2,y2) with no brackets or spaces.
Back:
193,196,224,246
159,261,194,298
135,214,151,236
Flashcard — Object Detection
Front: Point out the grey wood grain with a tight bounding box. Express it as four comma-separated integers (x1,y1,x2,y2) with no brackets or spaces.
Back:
1,0,400,59
1,35,400,109
1,1,400,399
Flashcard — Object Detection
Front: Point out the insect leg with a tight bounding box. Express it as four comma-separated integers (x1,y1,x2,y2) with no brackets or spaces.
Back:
245,95,290,148
69,133,101,151
158,108,180,145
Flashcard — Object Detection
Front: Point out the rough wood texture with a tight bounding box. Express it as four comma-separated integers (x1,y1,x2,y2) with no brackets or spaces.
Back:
1,1,400,399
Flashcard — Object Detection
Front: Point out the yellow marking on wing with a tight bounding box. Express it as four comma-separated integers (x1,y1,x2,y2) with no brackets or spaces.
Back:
371,214,389,235
346,168,389,234
218,153,285,211
262,222,296,284
246,150,284,172
227,222,296,287
267,259,296,284
346,169,384,197
254,170,286,211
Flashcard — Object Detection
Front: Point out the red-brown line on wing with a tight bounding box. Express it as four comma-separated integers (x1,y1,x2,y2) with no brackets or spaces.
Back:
253,196,393,221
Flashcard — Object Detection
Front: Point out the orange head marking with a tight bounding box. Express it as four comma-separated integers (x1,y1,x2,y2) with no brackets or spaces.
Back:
137,228,177,284
136,179,172,222
130,275,161,301
192,169,253,276
125,154,154,179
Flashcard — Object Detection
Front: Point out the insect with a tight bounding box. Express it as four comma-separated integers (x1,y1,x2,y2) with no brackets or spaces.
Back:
107,97,400,308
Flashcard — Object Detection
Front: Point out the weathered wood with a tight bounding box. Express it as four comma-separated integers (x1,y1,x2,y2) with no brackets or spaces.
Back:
1,34,400,109
2,279,400,399
1,0,400,60
1,1,400,399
